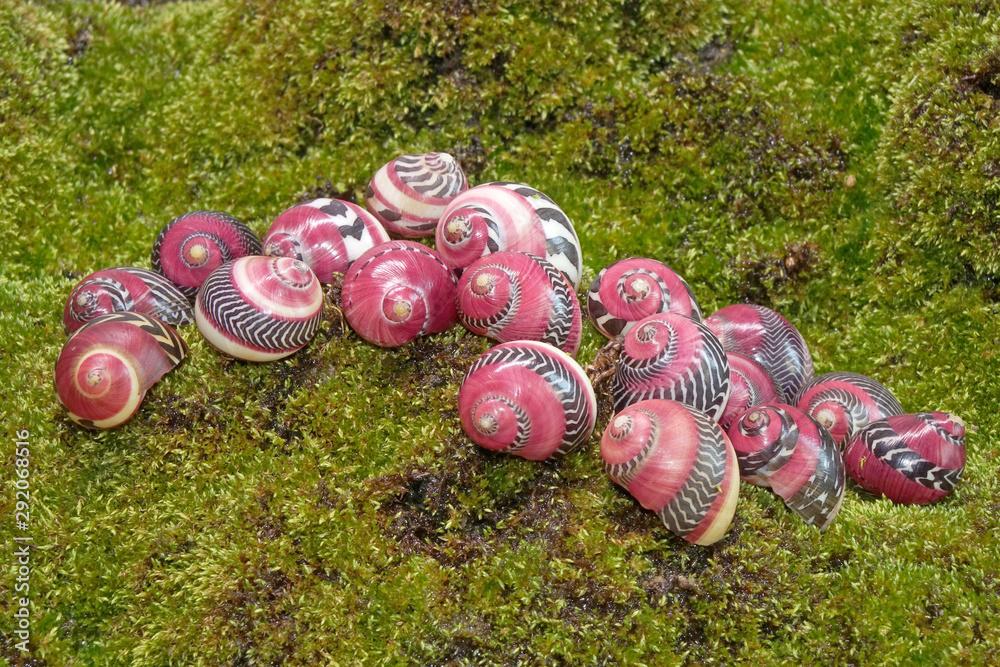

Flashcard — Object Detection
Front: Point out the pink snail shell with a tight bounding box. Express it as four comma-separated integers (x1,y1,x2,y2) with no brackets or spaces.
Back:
152,211,262,297
610,312,730,420
458,341,597,461
366,152,468,238
718,352,779,431
725,402,845,530
342,240,458,348
587,258,702,338
457,252,582,355
601,399,740,546
54,312,187,429
263,198,390,283
794,372,904,446
435,182,583,289
195,256,323,362
844,412,965,505
63,267,194,333
705,303,814,403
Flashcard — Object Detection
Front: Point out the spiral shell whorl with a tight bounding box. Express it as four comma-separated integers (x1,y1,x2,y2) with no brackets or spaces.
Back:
342,241,458,348
366,152,468,238
263,199,390,283
55,312,187,429
152,211,262,297
195,256,323,361
795,372,904,446
719,353,780,431
457,252,582,354
844,412,966,505
725,402,845,529
705,304,813,403
64,267,195,333
587,258,702,338
459,341,597,461
435,182,583,289
610,313,730,420
600,400,740,545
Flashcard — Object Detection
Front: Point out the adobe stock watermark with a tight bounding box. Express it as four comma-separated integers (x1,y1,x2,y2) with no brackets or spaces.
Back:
12,428,32,653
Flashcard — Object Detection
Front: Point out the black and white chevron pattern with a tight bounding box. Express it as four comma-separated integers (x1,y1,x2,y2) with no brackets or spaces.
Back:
78,311,187,366
735,409,798,481
659,415,728,537
784,423,845,529
199,268,319,353
459,265,523,336
612,320,730,420
603,410,659,487
861,420,962,493
538,257,576,348
76,276,134,318
125,268,195,325
754,305,813,402
465,345,593,455
796,372,904,417
395,154,465,197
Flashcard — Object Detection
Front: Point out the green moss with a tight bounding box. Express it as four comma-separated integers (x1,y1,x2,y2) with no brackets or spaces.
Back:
2,0,999,664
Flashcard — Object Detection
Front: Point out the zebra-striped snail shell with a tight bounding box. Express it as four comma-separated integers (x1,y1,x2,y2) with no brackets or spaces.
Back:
54,312,187,429
263,198,389,283
725,402,845,530
458,341,597,461
610,312,730,420
366,152,468,238
435,182,583,289
601,399,740,546
342,241,458,348
195,256,323,361
587,258,702,338
457,252,582,355
152,211,262,298
794,372,904,446
844,412,966,505
63,267,194,333
705,303,814,403
719,352,779,431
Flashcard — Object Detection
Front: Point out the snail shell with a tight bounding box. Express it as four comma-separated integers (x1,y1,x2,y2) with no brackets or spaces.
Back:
152,211,262,297
587,258,702,338
718,352,779,431
725,402,845,530
263,198,390,283
366,152,468,238
342,240,458,348
844,412,965,505
610,312,730,420
458,341,597,460
457,252,582,355
794,372,904,446
63,267,194,333
601,399,740,546
435,182,583,289
195,256,323,361
55,312,187,429
705,304,814,403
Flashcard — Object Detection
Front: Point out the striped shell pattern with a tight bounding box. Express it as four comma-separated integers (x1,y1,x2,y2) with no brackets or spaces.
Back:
63,267,194,333
366,152,468,238
263,198,390,283
152,210,262,297
719,352,779,431
705,303,814,403
794,372,904,446
195,256,323,362
601,399,740,546
725,402,846,530
844,412,966,505
587,258,702,338
610,312,730,419
55,312,187,429
459,341,597,461
457,252,582,355
435,182,583,289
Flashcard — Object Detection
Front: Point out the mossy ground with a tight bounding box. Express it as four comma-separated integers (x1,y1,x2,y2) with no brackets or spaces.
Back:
1,1,998,664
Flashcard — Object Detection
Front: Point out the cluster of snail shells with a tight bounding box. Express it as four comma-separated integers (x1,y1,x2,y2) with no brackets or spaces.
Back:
55,312,187,429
